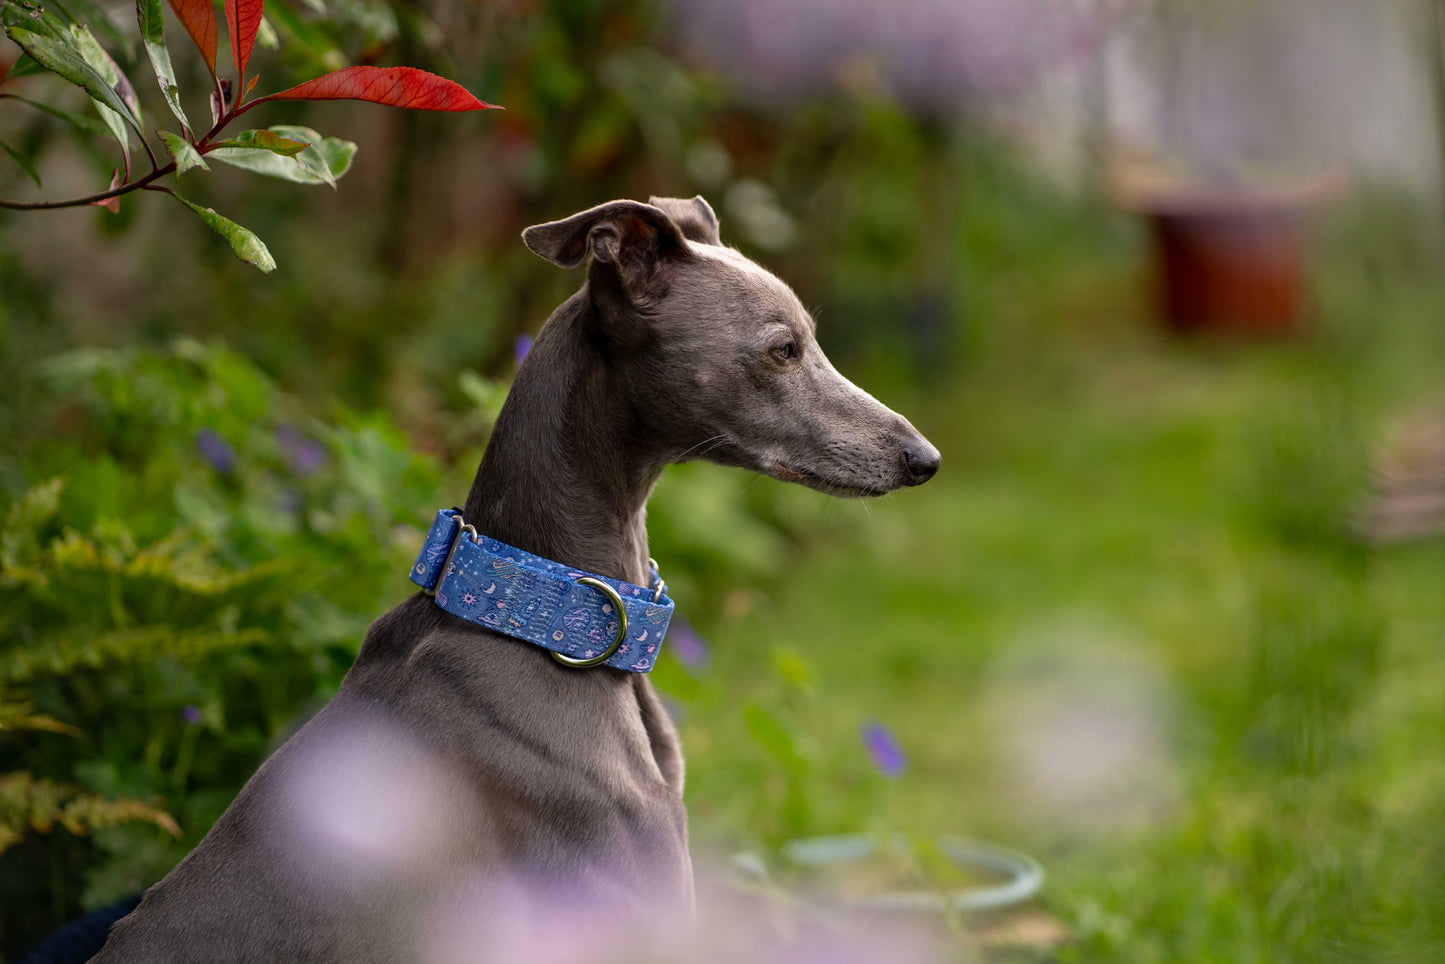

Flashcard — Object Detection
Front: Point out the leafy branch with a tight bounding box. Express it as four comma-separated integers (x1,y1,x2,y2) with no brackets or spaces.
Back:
0,0,497,269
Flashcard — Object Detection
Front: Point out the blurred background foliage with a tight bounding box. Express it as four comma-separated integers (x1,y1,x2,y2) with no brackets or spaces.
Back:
3,0,1445,960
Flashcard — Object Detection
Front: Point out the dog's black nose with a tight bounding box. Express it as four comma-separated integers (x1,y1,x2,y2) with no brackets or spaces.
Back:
902,441,940,485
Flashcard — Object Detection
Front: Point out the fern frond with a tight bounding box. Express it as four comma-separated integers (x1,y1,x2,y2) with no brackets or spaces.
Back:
0,627,270,684
125,544,292,594
14,529,290,596
0,772,180,855
0,697,82,737
0,477,65,573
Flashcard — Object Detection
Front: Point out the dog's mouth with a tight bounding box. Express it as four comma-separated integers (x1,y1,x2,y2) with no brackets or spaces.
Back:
769,461,893,498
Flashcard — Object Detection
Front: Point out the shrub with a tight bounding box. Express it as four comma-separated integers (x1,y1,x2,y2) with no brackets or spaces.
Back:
0,340,434,940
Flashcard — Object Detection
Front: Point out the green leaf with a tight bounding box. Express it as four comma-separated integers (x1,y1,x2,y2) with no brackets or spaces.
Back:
158,130,207,174
291,144,335,186
255,12,277,49
136,0,191,131
67,23,142,130
206,147,309,183
0,0,67,37
208,126,355,188
171,194,275,272
272,123,356,182
207,129,308,156
0,93,111,135
0,140,41,186
306,133,356,181
4,27,139,163
7,6,145,147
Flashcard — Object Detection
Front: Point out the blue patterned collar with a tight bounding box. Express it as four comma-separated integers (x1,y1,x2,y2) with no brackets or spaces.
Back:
409,510,674,673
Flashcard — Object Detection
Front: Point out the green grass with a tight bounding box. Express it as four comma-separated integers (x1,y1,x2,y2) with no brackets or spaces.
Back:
652,196,1445,962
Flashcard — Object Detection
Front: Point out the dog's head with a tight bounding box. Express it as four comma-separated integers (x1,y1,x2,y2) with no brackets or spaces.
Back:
522,196,939,496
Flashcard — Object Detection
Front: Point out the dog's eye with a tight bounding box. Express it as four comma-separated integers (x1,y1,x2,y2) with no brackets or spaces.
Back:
770,341,797,363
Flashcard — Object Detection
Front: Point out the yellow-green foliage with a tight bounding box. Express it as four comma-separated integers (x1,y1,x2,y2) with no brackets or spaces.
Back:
0,477,276,854
0,343,438,933
0,696,81,737
0,773,181,856
0,626,271,685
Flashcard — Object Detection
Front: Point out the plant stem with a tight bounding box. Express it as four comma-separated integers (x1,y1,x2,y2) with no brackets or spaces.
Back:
0,98,243,210
0,162,174,209
140,130,161,172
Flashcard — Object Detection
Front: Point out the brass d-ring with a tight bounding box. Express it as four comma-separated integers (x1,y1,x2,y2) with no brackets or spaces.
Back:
552,577,628,668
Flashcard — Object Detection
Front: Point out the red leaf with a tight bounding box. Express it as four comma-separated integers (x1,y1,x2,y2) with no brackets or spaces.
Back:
224,0,263,79
92,169,121,214
267,66,498,111
164,0,218,76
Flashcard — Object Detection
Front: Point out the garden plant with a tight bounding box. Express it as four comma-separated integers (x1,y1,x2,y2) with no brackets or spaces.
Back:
1,0,494,268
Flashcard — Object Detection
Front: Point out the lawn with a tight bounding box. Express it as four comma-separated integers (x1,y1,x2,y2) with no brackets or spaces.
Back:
651,194,1445,962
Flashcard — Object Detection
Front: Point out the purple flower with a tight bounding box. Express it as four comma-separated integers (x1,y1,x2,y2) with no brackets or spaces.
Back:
514,334,534,365
276,424,327,476
182,705,202,725
668,618,709,673
861,719,907,778
195,428,236,474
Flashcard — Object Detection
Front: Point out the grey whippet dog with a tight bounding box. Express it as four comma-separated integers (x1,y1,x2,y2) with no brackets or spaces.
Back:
90,195,939,962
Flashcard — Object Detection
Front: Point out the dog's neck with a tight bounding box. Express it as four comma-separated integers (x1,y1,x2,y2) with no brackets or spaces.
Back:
462,290,661,587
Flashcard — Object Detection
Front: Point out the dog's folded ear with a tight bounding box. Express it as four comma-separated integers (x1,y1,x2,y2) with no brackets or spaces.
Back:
647,195,720,245
522,200,696,306
522,200,690,270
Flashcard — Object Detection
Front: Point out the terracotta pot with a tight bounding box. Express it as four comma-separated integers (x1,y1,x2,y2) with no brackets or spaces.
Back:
1149,205,1306,334
1114,170,1346,336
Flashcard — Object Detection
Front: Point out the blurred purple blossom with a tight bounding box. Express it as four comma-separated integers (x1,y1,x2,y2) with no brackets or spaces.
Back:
861,719,907,778
276,424,327,476
182,705,202,725
668,617,709,672
756,927,936,964
195,428,236,474
675,0,1100,109
514,334,534,365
